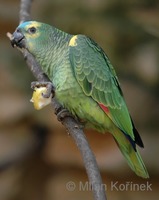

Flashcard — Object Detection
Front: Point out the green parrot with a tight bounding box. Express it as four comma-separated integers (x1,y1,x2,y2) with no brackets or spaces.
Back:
11,21,149,178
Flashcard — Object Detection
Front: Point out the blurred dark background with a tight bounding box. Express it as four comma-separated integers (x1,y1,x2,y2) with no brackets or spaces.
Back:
0,0,159,199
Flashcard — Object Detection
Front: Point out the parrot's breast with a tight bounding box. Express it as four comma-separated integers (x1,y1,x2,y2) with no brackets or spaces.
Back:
55,70,113,133
34,37,114,132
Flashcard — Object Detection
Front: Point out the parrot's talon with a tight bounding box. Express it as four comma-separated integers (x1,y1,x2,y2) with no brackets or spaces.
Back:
56,108,73,122
31,81,55,98
74,123,84,129
56,108,83,128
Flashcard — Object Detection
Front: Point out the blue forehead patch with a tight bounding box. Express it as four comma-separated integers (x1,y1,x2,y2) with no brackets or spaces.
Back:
18,21,38,29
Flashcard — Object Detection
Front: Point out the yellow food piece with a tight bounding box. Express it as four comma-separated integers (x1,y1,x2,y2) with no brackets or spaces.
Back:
30,87,52,110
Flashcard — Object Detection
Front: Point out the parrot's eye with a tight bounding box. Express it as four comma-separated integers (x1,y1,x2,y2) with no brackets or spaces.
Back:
28,27,37,34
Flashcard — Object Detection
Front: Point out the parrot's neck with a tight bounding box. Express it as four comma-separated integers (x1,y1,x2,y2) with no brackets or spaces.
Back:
35,27,72,83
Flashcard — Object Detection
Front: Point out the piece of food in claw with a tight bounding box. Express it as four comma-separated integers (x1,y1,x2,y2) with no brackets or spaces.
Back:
30,87,52,110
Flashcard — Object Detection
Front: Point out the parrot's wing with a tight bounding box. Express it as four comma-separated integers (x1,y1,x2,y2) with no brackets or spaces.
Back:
69,35,143,149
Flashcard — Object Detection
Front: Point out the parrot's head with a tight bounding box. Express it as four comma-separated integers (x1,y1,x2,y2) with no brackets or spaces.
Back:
11,21,53,54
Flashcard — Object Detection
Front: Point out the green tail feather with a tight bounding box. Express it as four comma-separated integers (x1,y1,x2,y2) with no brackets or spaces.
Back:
113,129,149,178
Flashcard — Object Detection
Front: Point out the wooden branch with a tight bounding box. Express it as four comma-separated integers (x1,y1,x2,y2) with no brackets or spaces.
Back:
8,0,107,199
19,0,32,23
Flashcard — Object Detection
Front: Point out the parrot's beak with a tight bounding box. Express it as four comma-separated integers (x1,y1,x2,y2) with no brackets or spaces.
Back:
11,29,25,48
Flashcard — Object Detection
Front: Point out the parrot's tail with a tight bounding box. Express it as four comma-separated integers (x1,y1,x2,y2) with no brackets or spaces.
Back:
112,129,149,178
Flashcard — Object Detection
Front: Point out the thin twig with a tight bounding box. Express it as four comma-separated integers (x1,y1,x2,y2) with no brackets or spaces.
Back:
19,0,32,23
8,0,107,199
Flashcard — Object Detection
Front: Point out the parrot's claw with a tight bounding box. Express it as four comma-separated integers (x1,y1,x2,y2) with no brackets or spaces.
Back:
31,81,55,98
74,123,85,130
55,107,84,129
56,108,73,122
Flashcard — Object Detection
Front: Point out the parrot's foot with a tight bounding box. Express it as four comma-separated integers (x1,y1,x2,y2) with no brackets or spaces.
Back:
55,108,73,122
31,81,55,98
55,107,84,129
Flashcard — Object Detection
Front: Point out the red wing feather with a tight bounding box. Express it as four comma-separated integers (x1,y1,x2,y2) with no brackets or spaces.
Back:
98,103,109,114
